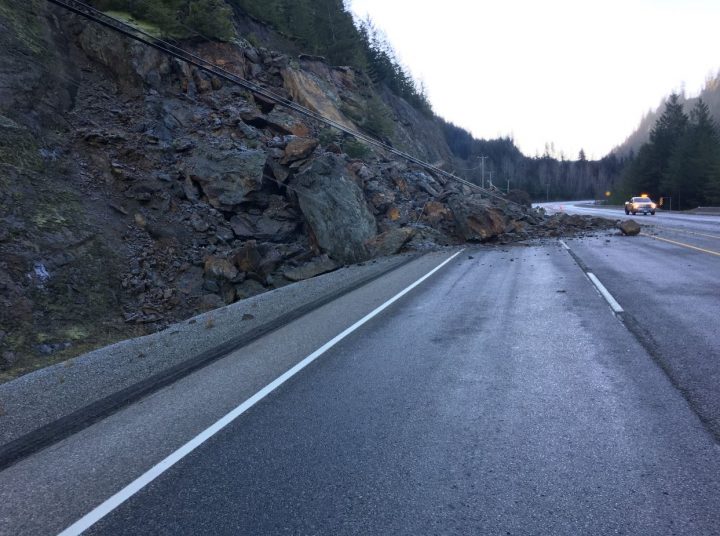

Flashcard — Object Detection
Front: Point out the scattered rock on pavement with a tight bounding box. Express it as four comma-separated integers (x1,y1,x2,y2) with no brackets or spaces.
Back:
617,219,641,236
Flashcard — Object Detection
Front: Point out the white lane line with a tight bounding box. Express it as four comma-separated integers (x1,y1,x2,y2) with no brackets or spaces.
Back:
587,273,624,314
559,240,570,250
57,249,465,536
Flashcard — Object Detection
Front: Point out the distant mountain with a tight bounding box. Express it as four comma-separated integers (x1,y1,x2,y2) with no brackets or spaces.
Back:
614,72,720,157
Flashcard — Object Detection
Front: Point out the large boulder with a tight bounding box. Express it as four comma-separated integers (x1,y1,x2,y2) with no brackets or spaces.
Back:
185,146,266,208
293,155,377,263
447,195,509,242
617,219,641,236
281,137,319,164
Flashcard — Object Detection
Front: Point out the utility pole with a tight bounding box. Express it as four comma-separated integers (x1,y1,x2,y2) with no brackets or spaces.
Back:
506,178,511,193
479,156,487,189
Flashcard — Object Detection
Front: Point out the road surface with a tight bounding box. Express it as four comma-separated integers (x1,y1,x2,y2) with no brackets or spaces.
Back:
1,219,719,535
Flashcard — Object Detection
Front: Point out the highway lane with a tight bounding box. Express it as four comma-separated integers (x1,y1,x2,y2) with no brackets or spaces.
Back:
563,234,720,438
58,245,720,535
548,201,720,435
541,200,720,238
2,239,720,535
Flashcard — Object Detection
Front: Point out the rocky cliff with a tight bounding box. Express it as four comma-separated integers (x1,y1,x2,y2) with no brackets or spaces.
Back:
0,1,610,378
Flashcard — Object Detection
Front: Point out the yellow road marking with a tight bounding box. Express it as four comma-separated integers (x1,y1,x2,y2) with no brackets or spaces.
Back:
648,235,720,257
658,227,720,240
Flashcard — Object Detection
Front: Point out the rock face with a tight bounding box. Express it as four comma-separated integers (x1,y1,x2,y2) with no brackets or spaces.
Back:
293,155,377,264
0,2,616,379
617,219,641,236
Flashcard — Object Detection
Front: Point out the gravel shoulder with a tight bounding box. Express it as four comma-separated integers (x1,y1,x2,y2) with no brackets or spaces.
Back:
0,253,417,448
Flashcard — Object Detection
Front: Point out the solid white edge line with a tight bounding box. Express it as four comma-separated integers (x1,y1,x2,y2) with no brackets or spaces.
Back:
586,273,624,314
57,248,465,536
559,240,570,250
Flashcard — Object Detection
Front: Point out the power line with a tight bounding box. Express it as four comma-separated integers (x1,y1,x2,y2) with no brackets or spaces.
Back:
41,0,518,206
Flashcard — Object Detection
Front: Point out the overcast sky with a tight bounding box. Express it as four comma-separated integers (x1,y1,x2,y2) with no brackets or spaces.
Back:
349,0,720,159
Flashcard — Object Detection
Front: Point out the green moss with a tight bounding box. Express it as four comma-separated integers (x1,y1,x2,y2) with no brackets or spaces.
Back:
104,10,164,37
0,115,42,171
342,139,371,160
32,206,69,230
65,326,90,341
36,333,51,343
0,0,45,55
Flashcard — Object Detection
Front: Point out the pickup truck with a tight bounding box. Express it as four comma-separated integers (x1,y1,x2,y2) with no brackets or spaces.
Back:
624,196,656,215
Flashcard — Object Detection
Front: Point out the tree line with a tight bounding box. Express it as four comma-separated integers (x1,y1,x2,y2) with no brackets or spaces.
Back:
440,119,626,201
93,0,431,113
616,94,720,209
91,0,236,41
231,0,431,114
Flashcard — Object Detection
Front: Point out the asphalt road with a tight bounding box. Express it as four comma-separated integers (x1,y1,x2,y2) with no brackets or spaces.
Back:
546,201,720,438
4,239,719,535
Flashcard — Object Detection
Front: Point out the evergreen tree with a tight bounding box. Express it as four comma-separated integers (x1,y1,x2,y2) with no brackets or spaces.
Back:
666,99,720,208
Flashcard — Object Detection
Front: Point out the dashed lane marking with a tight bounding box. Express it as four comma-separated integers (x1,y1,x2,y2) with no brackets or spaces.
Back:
586,273,624,314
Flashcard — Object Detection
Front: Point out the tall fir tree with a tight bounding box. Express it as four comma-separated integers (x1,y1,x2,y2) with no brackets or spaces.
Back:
666,99,720,208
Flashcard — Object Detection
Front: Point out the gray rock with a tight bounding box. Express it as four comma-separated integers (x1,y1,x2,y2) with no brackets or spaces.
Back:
203,257,239,280
365,227,415,257
198,293,225,312
283,255,338,282
447,194,508,242
186,146,266,207
293,155,377,264
617,219,641,236
235,279,267,300
191,214,210,232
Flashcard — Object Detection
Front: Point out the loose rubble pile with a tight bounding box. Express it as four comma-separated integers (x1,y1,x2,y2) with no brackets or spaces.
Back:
0,7,614,375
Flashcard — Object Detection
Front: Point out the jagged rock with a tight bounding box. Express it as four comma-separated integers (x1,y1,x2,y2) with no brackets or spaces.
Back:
244,47,261,64
283,255,338,282
266,159,290,183
365,227,415,257
254,216,297,241
447,195,508,242
198,293,225,312
281,137,318,164
423,201,452,225
265,109,311,137
281,67,355,130
193,70,213,93
203,256,239,280
190,214,210,232
76,24,171,93
229,214,255,239
182,176,200,201
232,241,263,274
215,226,234,242
293,154,377,264
185,146,266,207
235,279,267,300
617,219,641,236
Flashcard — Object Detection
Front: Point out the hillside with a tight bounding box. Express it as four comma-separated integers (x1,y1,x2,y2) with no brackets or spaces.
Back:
0,0,614,378
614,72,720,157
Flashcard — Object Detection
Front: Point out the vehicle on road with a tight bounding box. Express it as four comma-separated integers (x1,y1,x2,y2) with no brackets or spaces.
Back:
625,196,656,215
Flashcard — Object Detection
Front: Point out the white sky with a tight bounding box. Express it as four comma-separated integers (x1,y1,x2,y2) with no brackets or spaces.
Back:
349,0,720,159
